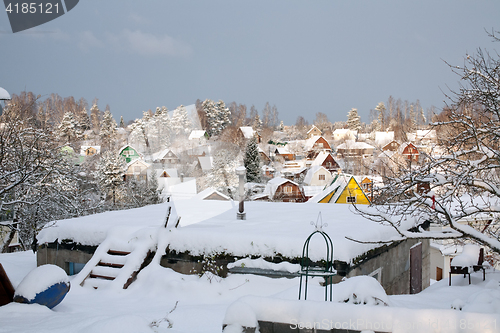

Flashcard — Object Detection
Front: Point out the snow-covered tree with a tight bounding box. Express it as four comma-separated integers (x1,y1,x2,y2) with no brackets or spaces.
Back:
100,109,117,151
347,108,361,132
96,151,125,206
119,116,125,128
90,102,101,133
0,108,91,251
253,113,263,133
359,32,500,254
205,148,239,198
56,111,79,143
244,137,261,183
171,105,191,136
215,100,231,134
375,102,386,131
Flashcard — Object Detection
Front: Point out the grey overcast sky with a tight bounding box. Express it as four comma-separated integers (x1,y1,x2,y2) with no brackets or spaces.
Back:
1,1,499,125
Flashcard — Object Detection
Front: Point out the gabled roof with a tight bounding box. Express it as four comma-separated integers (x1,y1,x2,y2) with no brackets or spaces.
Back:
118,145,142,156
307,125,322,134
336,140,375,150
311,151,333,166
126,159,151,169
80,145,101,156
374,131,395,147
265,177,300,198
194,188,231,201
239,126,256,139
152,148,178,161
189,130,207,140
303,166,330,185
304,136,331,151
197,156,213,172
309,174,370,205
275,147,292,155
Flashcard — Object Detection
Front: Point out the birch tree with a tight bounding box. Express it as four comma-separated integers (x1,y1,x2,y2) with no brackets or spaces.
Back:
358,32,500,254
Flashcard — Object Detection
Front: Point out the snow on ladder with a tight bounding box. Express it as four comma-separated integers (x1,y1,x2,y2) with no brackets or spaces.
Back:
74,230,157,290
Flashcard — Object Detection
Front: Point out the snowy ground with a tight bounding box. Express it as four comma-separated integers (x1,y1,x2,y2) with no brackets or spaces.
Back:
1,251,500,333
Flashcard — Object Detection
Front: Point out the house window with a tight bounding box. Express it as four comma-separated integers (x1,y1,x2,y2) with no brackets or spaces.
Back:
319,174,326,181
283,186,293,193
369,267,382,283
347,196,356,203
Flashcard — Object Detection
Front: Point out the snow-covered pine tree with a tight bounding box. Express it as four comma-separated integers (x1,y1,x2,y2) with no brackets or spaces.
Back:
57,111,79,143
346,108,361,132
119,116,125,128
202,99,217,137
215,100,231,134
206,148,239,198
171,105,191,135
375,102,386,131
244,137,261,183
100,109,117,151
96,151,125,206
90,102,101,133
253,114,263,133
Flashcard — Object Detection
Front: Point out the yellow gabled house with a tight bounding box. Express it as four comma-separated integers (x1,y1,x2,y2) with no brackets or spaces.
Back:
311,174,371,205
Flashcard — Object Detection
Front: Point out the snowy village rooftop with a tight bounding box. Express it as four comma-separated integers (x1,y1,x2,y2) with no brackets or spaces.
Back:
38,199,401,263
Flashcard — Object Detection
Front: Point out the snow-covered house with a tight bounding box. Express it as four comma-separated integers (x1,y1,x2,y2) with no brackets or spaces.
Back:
304,136,332,155
258,147,271,164
400,142,420,162
332,128,355,142
196,155,213,173
264,177,305,202
188,130,208,145
309,151,340,172
336,140,375,158
238,126,261,143
382,140,400,152
310,173,371,205
123,159,150,182
80,145,101,157
303,165,333,186
274,147,295,161
152,149,180,166
306,125,322,139
118,145,142,163
415,129,437,145
374,131,395,148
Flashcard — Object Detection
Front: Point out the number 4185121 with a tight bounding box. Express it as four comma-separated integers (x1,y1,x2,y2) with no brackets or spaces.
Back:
5,2,59,14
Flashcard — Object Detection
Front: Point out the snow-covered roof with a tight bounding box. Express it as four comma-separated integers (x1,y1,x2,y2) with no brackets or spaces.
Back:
311,151,332,166
189,130,207,140
336,140,374,150
239,126,255,139
374,131,394,147
275,147,292,155
304,136,330,151
118,144,142,156
166,201,401,262
416,129,436,139
0,87,11,100
303,165,330,185
152,148,178,161
197,156,213,172
302,185,325,197
265,177,299,198
156,168,178,178
80,145,101,156
126,159,150,169
307,125,321,134
194,188,231,201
